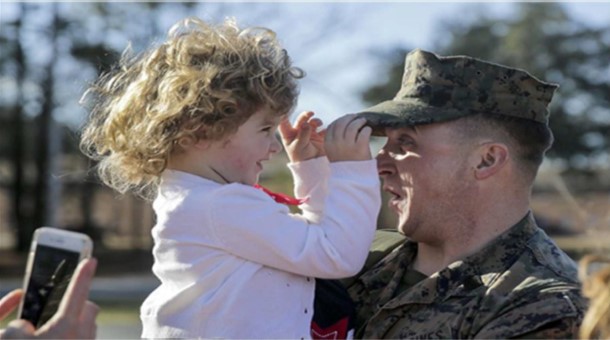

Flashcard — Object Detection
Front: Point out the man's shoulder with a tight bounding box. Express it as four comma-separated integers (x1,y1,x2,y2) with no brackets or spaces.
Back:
363,229,406,269
475,228,587,337
475,286,586,338
341,229,406,288
371,229,407,250
525,227,580,281
484,221,579,286
485,226,582,302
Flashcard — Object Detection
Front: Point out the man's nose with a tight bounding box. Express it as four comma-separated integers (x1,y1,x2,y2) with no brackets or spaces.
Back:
376,147,395,177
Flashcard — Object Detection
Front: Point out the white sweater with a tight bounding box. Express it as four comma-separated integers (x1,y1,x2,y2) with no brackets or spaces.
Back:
140,157,381,339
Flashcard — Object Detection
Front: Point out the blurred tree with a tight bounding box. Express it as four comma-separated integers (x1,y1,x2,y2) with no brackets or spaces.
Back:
361,3,610,169
0,2,244,251
33,3,61,247
0,4,29,250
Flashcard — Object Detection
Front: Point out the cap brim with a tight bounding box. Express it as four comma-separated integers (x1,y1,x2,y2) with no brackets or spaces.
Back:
356,99,463,136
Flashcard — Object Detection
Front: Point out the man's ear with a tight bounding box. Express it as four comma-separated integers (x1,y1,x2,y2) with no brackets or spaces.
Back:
474,143,509,180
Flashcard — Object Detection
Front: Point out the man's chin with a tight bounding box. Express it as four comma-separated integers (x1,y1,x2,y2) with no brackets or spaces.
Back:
397,219,416,238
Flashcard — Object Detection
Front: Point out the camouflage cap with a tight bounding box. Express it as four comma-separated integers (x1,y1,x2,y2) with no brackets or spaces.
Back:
358,49,559,135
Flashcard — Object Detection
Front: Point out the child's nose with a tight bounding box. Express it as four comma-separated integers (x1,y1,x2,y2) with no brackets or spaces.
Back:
270,135,282,154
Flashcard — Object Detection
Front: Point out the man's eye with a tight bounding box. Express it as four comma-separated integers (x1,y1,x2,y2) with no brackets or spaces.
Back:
399,138,415,147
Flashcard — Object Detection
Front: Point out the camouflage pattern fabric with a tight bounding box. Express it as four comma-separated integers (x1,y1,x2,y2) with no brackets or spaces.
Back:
346,212,587,339
357,49,559,136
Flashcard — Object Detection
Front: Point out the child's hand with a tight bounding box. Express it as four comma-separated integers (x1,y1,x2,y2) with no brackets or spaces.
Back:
279,111,326,163
324,114,372,162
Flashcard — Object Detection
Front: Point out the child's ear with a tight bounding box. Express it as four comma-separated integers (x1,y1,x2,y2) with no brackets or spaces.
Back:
474,143,508,180
192,138,211,150
174,135,206,151
190,127,215,150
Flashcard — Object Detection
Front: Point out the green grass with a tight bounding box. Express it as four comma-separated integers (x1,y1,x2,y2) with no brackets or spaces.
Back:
95,301,141,325
0,311,17,328
0,301,141,328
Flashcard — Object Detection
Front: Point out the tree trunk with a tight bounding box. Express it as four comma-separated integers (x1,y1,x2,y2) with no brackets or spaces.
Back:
13,4,29,252
33,3,60,238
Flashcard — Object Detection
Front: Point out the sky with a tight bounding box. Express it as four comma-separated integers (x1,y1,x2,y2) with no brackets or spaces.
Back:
217,2,610,125
2,1,610,127
179,1,610,126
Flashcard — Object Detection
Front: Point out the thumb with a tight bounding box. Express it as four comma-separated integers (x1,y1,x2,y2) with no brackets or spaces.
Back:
2,319,36,339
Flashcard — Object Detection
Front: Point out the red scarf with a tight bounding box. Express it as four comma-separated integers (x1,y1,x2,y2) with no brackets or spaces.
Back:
254,184,307,206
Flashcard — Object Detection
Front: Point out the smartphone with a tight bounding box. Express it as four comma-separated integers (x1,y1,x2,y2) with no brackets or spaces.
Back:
18,227,93,328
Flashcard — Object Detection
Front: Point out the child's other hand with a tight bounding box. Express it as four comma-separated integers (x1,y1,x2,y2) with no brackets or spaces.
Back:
279,111,326,163
324,114,372,162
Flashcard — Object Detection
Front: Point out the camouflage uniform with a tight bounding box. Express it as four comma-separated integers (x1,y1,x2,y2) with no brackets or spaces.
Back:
346,213,587,339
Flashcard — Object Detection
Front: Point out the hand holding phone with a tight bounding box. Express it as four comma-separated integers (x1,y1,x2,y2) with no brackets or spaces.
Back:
0,258,98,339
18,227,93,328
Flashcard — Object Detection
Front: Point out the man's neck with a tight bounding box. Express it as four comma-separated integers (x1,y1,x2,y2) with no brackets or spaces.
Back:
412,207,530,276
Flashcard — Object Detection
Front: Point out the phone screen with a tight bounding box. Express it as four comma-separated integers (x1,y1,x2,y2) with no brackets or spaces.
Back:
20,244,81,327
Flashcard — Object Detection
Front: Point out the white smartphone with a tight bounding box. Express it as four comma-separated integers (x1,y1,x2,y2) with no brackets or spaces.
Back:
18,227,93,328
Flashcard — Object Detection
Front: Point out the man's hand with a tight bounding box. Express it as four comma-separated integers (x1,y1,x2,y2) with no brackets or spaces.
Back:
0,258,99,339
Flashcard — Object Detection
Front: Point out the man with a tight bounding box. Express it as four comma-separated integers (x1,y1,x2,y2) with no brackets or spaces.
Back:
345,49,587,338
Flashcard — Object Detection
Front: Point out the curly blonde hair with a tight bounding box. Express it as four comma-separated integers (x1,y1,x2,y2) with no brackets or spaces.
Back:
579,255,610,339
80,17,303,199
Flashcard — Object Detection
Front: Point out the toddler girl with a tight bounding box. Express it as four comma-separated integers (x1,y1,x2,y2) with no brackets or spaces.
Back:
80,16,380,339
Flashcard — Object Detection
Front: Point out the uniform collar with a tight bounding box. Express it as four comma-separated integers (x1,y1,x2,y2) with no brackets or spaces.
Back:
361,212,539,308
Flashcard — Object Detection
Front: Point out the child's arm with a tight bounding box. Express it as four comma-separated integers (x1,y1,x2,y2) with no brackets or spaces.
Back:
280,111,328,222
206,159,380,279
169,115,378,279
289,114,375,226
279,111,325,163
286,114,373,223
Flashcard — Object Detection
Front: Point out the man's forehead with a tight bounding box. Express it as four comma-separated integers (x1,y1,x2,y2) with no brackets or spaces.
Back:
384,122,461,142
385,125,417,136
